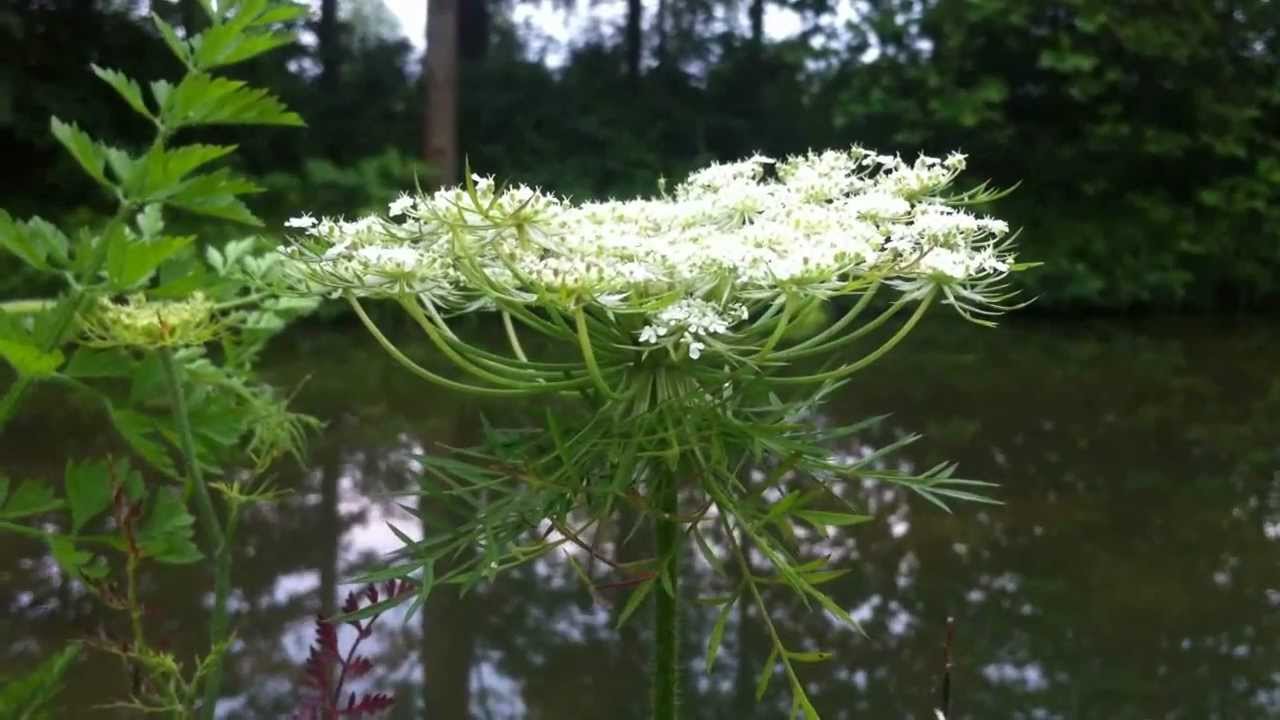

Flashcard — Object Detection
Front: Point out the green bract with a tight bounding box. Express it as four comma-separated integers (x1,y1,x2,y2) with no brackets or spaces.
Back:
275,148,1025,717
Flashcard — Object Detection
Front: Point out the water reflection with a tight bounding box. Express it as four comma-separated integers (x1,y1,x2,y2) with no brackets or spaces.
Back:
1,315,1277,719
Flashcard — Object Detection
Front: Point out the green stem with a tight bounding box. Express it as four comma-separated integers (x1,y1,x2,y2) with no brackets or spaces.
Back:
157,349,229,720
126,551,145,652
653,470,681,720
775,289,935,385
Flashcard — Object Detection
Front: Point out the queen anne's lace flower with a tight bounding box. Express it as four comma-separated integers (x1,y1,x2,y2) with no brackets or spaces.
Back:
276,146,1020,358
80,293,221,349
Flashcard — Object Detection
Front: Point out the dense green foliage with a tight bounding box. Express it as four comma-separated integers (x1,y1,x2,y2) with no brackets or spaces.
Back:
5,0,1278,309
0,0,317,715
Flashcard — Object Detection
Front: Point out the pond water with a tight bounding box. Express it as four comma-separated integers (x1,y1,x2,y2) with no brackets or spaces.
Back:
2,314,1277,719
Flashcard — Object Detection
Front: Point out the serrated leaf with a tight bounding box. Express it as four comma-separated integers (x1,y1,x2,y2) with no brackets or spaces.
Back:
136,204,165,239
103,146,138,190
0,211,69,271
166,72,303,129
167,169,264,226
138,488,202,564
151,14,191,64
110,409,177,478
106,234,193,289
705,593,736,672
90,65,152,119
49,117,111,188
194,23,292,69
64,460,113,533
150,78,175,111
127,144,239,202
0,479,63,520
615,577,655,628
756,646,779,700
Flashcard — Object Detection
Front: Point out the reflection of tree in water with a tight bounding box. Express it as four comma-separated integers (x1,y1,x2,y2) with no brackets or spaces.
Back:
4,317,1279,718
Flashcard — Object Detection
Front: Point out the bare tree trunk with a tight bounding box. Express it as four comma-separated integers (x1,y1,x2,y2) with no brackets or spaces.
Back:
319,0,341,92
749,0,764,51
421,587,477,719
424,0,460,185
655,0,667,67
625,0,642,80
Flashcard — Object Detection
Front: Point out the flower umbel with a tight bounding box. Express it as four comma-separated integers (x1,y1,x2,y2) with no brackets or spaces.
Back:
80,293,222,349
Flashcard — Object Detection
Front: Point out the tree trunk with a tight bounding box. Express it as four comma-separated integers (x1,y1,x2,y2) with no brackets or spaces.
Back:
625,0,642,80
749,0,764,51
319,0,341,92
655,0,667,67
421,586,477,719
459,0,489,62
424,0,460,185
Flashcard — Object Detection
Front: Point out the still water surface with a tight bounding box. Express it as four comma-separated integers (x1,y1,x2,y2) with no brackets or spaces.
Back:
2,315,1277,719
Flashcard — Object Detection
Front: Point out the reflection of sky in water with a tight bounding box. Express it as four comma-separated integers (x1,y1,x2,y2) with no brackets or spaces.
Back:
5,316,1280,718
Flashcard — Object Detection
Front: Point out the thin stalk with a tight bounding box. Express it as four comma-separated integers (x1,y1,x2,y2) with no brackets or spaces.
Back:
776,289,935,385
0,298,57,314
501,310,530,363
574,306,622,399
157,348,229,720
126,551,145,652
652,469,681,720
722,517,814,715
347,294,554,397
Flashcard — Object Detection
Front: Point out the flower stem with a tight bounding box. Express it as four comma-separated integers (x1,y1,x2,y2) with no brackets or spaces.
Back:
653,470,681,720
157,348,229,720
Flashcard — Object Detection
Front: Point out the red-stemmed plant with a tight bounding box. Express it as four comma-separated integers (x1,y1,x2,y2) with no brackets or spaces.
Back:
293,580,414,719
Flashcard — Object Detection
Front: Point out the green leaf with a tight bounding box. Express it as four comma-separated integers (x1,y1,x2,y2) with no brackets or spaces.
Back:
151,14,191,65
0,338,63,378
90,65,152,119
138,488,203,564
166,73,303,129
786,650,833,663
705,593,736,672
106,234,193,289
64,460,114,533
126,144,239,202
756,646,779,700
252,3,308,25
136,204,165,240
110,408,177,478
49,117,111,188
615,577,655,628
0,642,81,718
193,23,292,69
796,568,851,586
0,478,63,520
167,169,264,226
794,510,872,528
49,536,94,577
0,211,69,271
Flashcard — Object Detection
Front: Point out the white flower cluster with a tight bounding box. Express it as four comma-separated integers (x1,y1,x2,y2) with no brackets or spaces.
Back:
638,298,750,359
277,146,1018,357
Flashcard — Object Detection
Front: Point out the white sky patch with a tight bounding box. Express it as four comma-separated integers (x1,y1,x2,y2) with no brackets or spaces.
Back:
380,0,816,61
